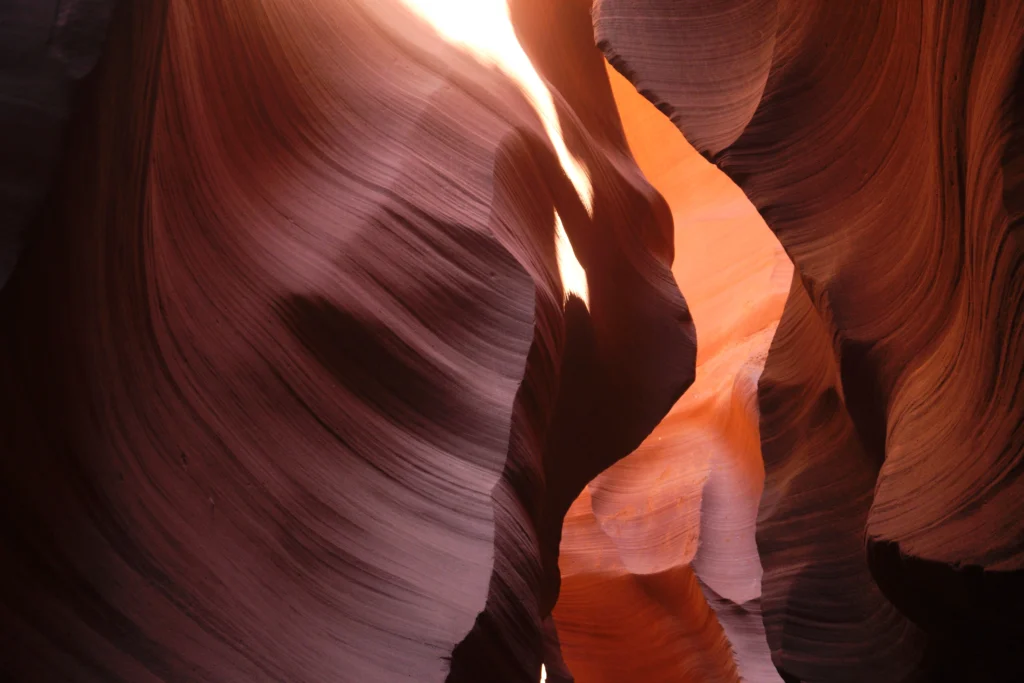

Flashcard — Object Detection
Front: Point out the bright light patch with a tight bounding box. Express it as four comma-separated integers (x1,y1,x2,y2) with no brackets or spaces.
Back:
540,663,547,682
397,0,592,306
554,212,588,305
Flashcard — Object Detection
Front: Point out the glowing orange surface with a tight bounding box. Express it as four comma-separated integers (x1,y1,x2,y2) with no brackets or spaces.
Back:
551,63,792,683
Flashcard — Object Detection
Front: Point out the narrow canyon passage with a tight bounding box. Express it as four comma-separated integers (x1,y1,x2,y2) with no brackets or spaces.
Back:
0,1,1021,682
552,62,792,683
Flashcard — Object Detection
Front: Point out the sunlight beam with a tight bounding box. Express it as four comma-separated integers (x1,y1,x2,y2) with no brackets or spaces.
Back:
396,0,592,306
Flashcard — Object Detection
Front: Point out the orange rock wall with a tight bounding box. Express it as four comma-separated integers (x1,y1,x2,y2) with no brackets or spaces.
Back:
596,0,1024,679
552,63,792,683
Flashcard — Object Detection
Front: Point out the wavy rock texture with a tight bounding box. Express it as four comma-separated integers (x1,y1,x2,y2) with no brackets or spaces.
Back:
597,0,1024,680
0,0,117,289
0,0,695,681
551,62,791,683
452,1,698,679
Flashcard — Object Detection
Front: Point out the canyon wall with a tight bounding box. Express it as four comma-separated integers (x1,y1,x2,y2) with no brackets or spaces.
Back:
551,63,790,683
0,0,694,681
3,0,1022,681
595,0,1024,680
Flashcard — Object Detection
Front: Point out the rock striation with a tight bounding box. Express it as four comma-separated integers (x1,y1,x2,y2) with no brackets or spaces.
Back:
596,0,1024,680
551,60,790,683
0,0,694,681
4,0,1021,680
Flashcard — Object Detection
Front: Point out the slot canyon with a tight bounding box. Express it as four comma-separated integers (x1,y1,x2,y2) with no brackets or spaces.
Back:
0,1,1021,682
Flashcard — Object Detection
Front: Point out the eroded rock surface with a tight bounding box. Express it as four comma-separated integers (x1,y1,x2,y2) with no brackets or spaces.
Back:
597,0,1024,680
552,61,790,683
0,1,694,681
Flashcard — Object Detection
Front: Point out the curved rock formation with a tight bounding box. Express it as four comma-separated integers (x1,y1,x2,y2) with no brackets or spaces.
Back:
7,0,1021,679
596,0,1024,680
451,0,699,678
556,489,740,683
551,61,790,683
0,0,694,681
